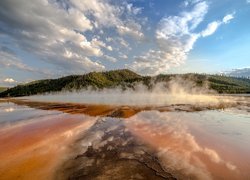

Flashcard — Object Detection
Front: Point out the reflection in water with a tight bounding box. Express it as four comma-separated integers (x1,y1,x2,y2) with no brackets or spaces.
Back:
0,100,250,179
4,107,14,112
56,117,175,180
0,103,98,180
0,102,61,126
126,111,250,180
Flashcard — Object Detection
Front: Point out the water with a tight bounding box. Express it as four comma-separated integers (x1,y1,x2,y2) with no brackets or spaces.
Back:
0,102,97,180
0,99,249,179
126,110,250,179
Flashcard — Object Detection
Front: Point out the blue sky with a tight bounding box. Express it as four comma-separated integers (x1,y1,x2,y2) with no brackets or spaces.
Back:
0,0,249,86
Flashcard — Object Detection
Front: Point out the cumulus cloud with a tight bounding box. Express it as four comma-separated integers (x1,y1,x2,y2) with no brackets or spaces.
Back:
4,78,16,83
1,77,18,86
128,1,234,75
117,19,144,40
103,55,117,63
117,25,144,40
0,0,144,76
128,50,187,75
106,37,131,51
0,0,106,75
0,0,235,78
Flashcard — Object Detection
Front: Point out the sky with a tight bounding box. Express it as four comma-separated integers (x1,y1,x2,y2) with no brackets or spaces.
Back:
0,0,250,86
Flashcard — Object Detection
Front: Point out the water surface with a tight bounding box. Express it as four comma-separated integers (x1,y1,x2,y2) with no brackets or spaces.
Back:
0,98,249,179
126,110,250,179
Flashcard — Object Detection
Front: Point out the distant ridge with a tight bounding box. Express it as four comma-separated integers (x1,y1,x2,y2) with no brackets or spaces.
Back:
224,68,250,79
1,69,250,97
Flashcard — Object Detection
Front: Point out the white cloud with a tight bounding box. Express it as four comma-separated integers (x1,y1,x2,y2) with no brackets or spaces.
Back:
119,53,128,59
107,46,113,51
223,14,234,24
0,0,107,75
71,0,144,39
0,0,143,76
129,1,235,75
117,20,144,40
71,0,121,28
4,78,16,83
126,3,143,15
247,0,250,4
105,37,131,51
128,50,186,75
129,1,208,75
103,55,117,63
201,13,234,37
183,0,203,7
201,21,220,37
0,0,235,77
118,38,131,49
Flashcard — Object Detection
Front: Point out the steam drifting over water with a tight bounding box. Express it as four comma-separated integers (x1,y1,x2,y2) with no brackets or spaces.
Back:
20,80,233,106
1,78,250,179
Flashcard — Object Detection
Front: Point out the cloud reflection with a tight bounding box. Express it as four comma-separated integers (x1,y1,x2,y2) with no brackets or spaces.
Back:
4,107,14,112
126,111,237,180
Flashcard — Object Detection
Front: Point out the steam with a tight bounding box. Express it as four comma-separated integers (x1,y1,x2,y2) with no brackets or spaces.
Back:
20,78,230,107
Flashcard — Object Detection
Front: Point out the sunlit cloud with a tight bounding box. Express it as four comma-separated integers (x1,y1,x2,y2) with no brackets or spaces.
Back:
0,0,144,77
129,1,235,75
4,78,16,83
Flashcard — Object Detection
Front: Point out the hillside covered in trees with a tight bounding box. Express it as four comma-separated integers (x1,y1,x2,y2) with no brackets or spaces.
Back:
1,69,250,97
0,87,7,93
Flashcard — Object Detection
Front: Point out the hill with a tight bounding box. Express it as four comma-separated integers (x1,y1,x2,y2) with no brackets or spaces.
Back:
0,69,143,97
225,68,250,79
1,69,250,97
0,87,7,93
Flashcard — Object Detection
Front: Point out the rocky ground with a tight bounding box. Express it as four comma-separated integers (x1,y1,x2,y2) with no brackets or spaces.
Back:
55,117,176,180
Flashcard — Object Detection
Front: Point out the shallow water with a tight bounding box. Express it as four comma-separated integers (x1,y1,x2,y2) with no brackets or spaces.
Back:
0,100,249,179
0,102,97,180
125,110,250,179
